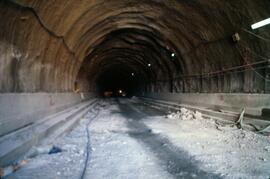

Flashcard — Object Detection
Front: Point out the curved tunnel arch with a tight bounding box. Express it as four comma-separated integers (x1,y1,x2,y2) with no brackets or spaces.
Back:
0,0,269,95
1,0,270,154
1,1,270,174
72,22,184,95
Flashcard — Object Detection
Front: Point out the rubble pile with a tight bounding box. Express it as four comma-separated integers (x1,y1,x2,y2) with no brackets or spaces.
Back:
167,108,203,121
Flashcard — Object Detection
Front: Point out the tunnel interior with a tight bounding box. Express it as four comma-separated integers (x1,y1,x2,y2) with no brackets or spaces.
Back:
0,0,269,134
0,0,269,95
1,0,270,175
95,65,141,97
0,0,269,125
78,28,180,97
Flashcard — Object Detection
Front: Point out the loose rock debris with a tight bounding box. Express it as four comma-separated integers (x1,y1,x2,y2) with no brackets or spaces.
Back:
166,107,270,136
166,108,203,121
152,107,270,178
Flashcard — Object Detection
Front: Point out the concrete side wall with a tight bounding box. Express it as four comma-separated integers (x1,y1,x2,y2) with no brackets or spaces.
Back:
142,93,270,116
0,93,94,136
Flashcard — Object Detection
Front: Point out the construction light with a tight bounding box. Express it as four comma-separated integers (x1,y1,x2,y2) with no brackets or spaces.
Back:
251,18,270,29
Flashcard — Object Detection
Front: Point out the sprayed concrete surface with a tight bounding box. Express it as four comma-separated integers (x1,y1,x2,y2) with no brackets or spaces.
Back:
6,99,270,179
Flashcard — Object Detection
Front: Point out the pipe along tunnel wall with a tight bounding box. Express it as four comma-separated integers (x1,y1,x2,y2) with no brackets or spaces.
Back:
0,0,270,166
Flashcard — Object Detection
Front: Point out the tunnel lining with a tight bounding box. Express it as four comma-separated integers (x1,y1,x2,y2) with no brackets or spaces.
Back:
0,0,269,93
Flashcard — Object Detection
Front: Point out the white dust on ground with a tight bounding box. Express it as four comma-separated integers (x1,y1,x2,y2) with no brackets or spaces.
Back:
84,102,174,179
6,99,270,179
8,101,173,179
6,109,99,179
144,106,270,179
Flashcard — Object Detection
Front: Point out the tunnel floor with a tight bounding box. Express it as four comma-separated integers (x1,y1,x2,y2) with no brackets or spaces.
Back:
7,99,270,179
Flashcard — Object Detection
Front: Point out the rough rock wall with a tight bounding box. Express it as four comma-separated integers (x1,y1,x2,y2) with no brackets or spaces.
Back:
0,0,269,93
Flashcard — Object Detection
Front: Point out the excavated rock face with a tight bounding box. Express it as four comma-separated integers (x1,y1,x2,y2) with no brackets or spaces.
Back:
0,0,269,94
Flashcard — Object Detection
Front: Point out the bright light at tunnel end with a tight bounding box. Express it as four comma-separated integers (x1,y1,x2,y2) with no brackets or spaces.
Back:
251,18,270,29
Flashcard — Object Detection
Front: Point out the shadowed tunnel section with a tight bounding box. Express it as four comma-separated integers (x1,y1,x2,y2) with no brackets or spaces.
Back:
0,0,269,95
95,65,142,97
116,99,222,178
79,28,177,96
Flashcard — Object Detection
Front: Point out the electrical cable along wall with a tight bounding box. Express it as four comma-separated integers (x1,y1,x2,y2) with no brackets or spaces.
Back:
145,27,270,94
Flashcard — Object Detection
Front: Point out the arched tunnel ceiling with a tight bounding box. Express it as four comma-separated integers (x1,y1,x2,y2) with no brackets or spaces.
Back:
0,0,269,93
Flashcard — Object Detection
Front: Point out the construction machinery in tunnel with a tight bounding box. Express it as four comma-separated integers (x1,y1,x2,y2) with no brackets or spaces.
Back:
0,0,270,177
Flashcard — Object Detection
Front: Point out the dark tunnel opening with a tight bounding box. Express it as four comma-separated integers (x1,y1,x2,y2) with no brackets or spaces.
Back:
75,28,180,98
95,65,143,97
